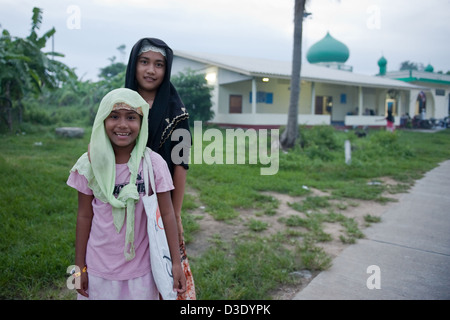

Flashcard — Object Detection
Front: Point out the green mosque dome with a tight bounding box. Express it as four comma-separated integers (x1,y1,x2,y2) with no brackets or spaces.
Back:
425,64,434,72
378,56,387,67
378,56,387,75
307,32,350,64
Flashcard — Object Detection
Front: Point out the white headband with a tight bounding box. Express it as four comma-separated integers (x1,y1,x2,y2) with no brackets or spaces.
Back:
138,41,167,58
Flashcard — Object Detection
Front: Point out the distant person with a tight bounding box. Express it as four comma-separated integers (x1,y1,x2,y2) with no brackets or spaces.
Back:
400,113,411,128
386,110,395,132
125,37,196,299
68,88,186,299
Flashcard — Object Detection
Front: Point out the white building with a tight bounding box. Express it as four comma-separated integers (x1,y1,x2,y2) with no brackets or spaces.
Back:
172,33,447,129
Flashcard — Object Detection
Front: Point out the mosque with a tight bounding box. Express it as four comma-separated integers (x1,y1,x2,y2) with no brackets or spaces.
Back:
172,32,450,128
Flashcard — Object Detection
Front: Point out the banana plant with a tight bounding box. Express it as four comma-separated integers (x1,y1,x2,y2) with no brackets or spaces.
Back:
0,7,76,131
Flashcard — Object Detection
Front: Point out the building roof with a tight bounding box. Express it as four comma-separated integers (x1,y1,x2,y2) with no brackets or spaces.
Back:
385,70,450,86
174,50,425,91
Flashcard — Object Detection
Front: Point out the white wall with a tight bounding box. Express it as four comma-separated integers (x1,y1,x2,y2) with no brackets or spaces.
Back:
212,113,330,126
217,78,291,115
172,56,206,75
345,115,400,126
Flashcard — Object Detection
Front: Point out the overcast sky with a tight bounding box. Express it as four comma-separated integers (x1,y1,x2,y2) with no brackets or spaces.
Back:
1,0,449,81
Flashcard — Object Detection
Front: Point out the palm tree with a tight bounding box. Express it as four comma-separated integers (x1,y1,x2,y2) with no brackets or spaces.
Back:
280,0,308,150
25,7,75,90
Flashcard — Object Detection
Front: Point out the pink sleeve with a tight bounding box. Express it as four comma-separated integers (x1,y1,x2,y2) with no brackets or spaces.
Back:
150,151,174,194
67,170,93,195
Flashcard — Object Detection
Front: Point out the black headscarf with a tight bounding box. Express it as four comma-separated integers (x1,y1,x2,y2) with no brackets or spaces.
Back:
125,38,190,175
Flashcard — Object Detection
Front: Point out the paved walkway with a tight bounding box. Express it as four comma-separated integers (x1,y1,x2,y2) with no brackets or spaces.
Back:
293,160,450,300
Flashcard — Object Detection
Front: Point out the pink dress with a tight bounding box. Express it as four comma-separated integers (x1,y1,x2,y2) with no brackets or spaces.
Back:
67,152,174,300
387,120,395,132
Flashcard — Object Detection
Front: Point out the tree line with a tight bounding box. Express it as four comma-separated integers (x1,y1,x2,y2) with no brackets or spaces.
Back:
0,7,212,133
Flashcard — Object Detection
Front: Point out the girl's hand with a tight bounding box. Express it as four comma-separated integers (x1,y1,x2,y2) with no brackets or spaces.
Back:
76,272,89,298
172,264,186,295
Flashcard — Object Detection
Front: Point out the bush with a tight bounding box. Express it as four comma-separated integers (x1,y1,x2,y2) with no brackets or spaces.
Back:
299,125,341,161
358,130,415,159
301,125,340,150
23,105,53,125
172,69,214,126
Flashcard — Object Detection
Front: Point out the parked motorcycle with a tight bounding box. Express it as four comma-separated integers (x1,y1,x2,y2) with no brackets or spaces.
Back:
412,115,433,129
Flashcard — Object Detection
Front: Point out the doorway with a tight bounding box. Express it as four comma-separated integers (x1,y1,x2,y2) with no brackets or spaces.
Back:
315,96,332,115
229,95,242,113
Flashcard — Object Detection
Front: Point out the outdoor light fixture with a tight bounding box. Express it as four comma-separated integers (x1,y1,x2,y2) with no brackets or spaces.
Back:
262,77,270,82
205,72,217,84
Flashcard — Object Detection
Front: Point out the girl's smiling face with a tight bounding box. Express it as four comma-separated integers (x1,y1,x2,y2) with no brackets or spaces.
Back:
135,50,166,95
104,109,141,151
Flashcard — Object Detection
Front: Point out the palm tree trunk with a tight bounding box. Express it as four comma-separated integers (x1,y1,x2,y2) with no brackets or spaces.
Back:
280,0,306,150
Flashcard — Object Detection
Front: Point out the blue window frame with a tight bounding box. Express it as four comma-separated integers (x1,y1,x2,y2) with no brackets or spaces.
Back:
249,91,274,104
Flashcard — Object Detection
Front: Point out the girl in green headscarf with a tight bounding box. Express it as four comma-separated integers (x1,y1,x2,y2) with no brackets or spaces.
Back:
67,88,186,299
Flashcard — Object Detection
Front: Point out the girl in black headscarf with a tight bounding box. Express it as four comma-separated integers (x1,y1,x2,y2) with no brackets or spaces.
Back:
125,38,190,172
125,38,195,299
125,38,190,241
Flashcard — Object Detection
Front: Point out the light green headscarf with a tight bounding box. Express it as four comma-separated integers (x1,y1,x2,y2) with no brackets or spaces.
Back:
71,88,149,261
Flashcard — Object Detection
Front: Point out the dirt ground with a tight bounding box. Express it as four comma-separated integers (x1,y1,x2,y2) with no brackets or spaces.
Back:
184,177,406,300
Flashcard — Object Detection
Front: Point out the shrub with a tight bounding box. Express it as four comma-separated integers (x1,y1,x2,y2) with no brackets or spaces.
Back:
299,125,341,161
301,125,340,150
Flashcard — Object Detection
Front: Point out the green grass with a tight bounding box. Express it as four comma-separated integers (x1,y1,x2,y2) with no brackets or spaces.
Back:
1,126,450,299
185,126,450,299
192,236,301,299
0,130,88,299
189,127,450,218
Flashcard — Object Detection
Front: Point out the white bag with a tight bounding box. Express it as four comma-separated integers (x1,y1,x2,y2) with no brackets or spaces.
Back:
142,149,177,300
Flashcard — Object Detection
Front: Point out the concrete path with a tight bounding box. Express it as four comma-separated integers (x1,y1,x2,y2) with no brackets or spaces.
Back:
293,160,450,300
